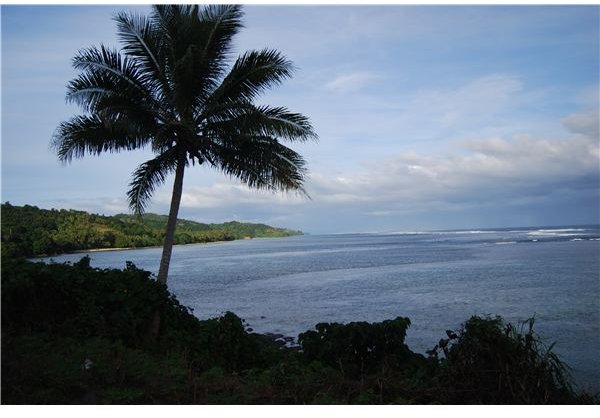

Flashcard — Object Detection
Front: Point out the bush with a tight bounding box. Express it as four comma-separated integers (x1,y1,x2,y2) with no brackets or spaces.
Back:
430,316,583,404
2,257,177,346
299,317,424,378
1,258,283,403
1,258,594,404
2,334,189,404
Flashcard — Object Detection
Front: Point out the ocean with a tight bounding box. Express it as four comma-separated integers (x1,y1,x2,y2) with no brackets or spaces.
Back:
39,225,600,391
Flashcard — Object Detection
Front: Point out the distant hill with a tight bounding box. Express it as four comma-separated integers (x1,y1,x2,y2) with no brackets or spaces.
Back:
1,203,302,257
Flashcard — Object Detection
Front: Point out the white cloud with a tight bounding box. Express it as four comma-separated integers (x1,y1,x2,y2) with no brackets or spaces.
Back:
310,73,529,160
308,132,599,211
156,182,307,210
405,74,524,129
157,121,598,224
324,71,379,93
102,198,130,213
40,197,130,215
561,111,600,139
576,85,599,109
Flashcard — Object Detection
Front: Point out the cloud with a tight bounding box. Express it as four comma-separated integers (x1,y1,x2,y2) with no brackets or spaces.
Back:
312,74,529,155
162,114,600,217
404,74,524,129
156,182,306,211
561,111,600,139
576,85,599,109
102,198,130,213
36,197,130,215
324,71,379,93
308,132,598,210
152,113,598,230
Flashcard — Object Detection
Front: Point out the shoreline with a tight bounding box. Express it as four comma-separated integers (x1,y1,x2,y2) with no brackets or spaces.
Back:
32,235,302,258
48,239,232,257
29,240,231,259
84,246,137,253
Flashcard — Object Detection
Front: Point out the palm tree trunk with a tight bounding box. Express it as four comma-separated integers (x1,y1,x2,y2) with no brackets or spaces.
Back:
157,157,186,285
149,156,185,340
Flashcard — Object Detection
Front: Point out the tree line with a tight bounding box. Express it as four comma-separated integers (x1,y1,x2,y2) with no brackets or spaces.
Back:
1,203,302,257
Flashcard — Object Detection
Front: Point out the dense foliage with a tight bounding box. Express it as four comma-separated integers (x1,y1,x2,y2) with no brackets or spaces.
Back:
429,316,579,403
2,258,595,404
299,317,417,377
0,203,302,257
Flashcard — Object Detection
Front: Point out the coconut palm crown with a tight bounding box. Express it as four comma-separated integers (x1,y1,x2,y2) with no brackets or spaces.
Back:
52,5,317,285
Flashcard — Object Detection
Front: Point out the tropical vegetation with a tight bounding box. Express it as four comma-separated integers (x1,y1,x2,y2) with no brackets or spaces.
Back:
52,4,316,286
1,202,301,258
6,3,596,406
2,258,595,404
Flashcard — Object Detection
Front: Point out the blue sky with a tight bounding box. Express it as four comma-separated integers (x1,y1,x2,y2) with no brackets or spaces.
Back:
2,5,599,233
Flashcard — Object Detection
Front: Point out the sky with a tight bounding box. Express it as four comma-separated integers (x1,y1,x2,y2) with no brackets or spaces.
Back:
1,4,599,233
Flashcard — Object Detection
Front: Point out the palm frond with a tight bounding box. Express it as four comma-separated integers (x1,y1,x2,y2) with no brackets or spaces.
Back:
113,11,171,103
73,45,144,89
69,45,164,113
206,104,317,143
67,71,164,124
258,106,317,142
127,148,179,214
151,4,243,114
195,4,244,81
205,135,308,195
52,114,150,163
203,49,294,114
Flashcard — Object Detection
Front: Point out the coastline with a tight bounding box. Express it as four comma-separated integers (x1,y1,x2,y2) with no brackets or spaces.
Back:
85,246,137,253
65,239,232,256
29,240,229,259
34,234,302,258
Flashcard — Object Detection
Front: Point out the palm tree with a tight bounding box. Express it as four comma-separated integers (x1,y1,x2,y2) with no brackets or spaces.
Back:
53,5,317,287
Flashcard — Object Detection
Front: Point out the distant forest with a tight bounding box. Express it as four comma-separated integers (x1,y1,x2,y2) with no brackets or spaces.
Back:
1,203,302,257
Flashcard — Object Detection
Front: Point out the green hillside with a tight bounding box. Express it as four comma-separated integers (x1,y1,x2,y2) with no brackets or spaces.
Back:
1,203,302,257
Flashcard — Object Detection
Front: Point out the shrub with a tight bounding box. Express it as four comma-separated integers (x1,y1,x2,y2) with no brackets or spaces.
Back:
1,258,283,403
298,317,424,378
1,258,594,404
2,334,189,404
430,316,581,404
1,257,176,345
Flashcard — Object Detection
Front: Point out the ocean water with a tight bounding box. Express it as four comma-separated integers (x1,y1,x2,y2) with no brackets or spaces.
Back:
40,225,600,391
